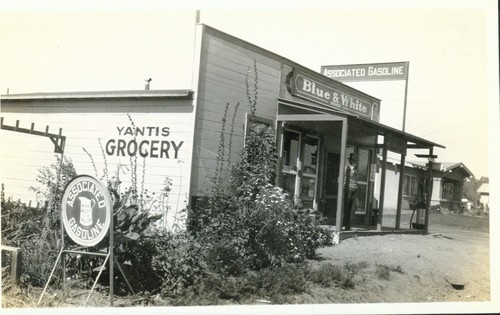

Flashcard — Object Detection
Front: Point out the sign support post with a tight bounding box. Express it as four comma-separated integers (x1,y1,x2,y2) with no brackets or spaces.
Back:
402,61,410,132
109,197,114,307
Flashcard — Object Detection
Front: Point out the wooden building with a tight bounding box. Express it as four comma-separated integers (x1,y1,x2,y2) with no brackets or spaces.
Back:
374,159,473,214
1,24,444,235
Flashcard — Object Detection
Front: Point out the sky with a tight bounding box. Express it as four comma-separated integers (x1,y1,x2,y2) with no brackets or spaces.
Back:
0,0,498,180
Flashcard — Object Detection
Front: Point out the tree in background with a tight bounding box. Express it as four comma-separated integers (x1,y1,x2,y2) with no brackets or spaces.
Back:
462,176,488,206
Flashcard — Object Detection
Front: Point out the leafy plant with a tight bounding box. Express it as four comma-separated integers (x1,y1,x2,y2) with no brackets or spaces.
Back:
82,181,167,294
152,231,208,297
29,155,77,215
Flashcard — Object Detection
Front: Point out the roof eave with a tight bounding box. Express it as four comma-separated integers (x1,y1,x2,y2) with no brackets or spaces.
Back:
1,90,194,101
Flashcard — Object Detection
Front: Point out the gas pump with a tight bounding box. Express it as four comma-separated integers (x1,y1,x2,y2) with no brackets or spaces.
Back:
410,178,427,230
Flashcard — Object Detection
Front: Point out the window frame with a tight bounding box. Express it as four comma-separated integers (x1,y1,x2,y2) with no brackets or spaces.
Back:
243,113,275,144
403,174,419,197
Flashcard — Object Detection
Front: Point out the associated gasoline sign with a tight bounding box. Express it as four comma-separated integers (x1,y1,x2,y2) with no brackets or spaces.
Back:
61,175,111,246
321,61,408,82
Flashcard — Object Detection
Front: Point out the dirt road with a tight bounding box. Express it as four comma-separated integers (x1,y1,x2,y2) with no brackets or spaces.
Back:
313,227,490,303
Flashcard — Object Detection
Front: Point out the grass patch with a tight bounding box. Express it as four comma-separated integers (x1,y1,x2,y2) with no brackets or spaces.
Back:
429,212,489,232
158,261,371,305
160,263,309,305
375,263,404,280
308,261,369,289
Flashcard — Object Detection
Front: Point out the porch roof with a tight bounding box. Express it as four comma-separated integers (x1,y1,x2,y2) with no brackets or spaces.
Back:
349,116,445,150
278,97,444,150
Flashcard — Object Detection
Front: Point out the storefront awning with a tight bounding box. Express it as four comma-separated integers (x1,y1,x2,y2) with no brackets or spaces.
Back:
278,97,445,151
350,116,445,150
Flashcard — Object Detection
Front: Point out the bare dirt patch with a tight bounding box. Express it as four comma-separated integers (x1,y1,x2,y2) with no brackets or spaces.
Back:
309,228,489,303
300,211,490,304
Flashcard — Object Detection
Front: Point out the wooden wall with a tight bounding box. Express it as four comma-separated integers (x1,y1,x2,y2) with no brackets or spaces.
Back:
190,26,282,198
1,97,194,230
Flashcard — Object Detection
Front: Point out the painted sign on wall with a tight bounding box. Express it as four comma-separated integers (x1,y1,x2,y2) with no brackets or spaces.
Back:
288,70,375,119
61,175,112,246
105,125,184,159
321,61,408,82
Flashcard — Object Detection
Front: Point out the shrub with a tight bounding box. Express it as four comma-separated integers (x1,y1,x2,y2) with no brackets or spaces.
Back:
205,237,247,276
152,231,208,297
248,185,328,265
191,121,328,272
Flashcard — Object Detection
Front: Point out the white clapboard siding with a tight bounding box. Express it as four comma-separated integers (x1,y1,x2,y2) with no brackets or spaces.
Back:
1,102,195,230
190,28,281,197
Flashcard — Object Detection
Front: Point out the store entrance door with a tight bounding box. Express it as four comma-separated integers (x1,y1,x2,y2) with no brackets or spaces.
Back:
277,114,348,232
280,129,320,210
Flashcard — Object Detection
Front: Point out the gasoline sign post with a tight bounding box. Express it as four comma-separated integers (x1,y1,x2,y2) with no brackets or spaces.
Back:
39,175,123,307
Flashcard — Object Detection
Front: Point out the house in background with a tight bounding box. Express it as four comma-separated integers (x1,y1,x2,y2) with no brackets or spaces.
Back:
477,183,489,213
430,162,474,212
373,157,427,211
375,159,474,213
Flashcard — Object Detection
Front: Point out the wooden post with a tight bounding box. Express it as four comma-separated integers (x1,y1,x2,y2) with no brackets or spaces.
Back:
424,148,434,232
377,142,388,231
402,61,410,132
335,118,348,234
1,245,22,285
395,153,406,230
13,248,22,285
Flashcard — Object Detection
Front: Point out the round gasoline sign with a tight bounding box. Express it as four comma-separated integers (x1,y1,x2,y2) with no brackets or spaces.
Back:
61,175,112,246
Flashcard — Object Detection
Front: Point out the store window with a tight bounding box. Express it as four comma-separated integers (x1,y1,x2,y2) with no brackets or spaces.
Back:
302,135,319,175
442,182,454,200
403,175,418,197
244,113,273,141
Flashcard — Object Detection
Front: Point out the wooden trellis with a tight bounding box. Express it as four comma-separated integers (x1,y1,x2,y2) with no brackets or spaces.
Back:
1,116,66,287
1,117,66,154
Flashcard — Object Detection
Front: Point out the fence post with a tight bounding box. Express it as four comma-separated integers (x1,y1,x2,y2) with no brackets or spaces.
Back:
1,246,22,285
12,248,22,284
